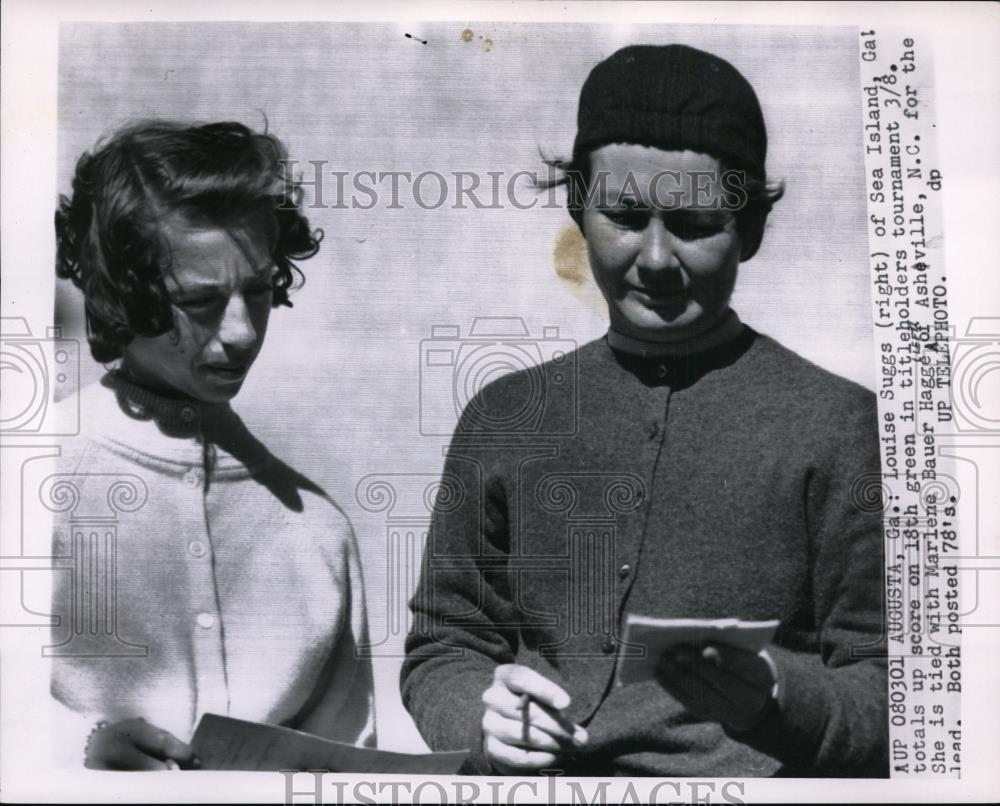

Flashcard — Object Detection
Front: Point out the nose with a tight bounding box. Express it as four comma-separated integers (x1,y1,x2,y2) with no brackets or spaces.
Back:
637,219,680,273
217,293,257,355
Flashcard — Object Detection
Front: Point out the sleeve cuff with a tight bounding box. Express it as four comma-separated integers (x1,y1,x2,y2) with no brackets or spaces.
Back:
722,645,832,769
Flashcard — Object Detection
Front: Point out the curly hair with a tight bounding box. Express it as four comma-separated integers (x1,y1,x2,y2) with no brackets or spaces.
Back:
537,150,785,262
55,120,322,362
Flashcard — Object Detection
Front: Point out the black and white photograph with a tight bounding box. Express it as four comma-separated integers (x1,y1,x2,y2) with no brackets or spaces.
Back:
0,2,997,803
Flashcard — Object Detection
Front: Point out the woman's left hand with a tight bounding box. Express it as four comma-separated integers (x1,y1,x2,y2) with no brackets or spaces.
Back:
655,643,779,731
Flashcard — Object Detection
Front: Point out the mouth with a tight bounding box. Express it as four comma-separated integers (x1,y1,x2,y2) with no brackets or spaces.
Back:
202,364,249,382
627,285,687,308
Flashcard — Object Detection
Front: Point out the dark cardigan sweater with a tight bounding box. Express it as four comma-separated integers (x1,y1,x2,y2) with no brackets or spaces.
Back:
401,325,888,777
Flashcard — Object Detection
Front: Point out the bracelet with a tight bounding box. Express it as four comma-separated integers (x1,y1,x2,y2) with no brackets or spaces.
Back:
83,719,110,767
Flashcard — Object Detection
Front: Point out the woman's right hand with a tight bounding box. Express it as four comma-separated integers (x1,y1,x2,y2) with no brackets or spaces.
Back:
84,718,198,771
481,664,588,774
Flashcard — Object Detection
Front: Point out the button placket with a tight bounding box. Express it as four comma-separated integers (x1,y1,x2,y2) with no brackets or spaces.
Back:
186,436,226,720
614,385,671,625
192,604,228,718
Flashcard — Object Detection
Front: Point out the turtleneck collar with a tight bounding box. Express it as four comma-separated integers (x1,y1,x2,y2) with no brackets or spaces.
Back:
105,371,233,437
607,309,745,358
604,310,757,389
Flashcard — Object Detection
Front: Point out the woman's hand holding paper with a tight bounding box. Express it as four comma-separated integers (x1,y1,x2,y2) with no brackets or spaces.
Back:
655,644,780,731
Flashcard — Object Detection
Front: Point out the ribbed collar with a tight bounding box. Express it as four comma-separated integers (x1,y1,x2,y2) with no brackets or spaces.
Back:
104,371,235,440
100,372,276,473
605,312,757,389
607,309,745,358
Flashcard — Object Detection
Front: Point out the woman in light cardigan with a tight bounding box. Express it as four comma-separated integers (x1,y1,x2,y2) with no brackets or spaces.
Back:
51,120,374,769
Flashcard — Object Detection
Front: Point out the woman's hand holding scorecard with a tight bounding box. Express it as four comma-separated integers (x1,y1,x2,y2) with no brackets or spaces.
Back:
655,644,780,731
84,717,199,771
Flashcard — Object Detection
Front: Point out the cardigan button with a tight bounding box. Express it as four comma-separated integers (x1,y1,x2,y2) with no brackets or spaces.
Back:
600,637,616,654
618,563,631,579
179,405,197,423
196,612,215,629
656,364,667,379
184,470,201,488
188,540,207,558
647,422,660,440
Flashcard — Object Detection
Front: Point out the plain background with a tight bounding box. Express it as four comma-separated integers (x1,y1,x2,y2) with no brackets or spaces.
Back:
54,21,874,752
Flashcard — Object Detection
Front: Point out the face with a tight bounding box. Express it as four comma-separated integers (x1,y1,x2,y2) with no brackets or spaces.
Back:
581,144,744,343
122,216,276,403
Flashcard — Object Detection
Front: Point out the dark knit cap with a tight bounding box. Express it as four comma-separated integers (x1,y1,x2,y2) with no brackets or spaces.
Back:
573,44,767,179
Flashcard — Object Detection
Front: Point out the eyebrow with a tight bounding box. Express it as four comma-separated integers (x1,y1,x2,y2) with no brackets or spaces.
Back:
597,200,731,219
170,263,277,291
597,195,646,208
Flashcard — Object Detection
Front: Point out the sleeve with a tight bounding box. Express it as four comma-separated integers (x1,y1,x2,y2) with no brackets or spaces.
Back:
46,432,106,768
400,417,521,774
46,690,104,768
295,512,377,749
724,391,889,776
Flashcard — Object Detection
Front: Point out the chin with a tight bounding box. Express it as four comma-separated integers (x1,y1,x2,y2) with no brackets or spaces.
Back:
617,301,705,340
195,384,244,404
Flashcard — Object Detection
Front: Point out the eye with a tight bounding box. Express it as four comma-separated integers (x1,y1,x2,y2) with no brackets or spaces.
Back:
666,213,732,241
600,206,648,231
177,295,222,314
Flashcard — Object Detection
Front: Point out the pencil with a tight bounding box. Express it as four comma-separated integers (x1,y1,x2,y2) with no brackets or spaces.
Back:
520,692,530,744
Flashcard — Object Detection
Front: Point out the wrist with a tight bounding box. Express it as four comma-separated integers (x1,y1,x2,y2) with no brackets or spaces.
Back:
83,719,110,768
726,649,782,733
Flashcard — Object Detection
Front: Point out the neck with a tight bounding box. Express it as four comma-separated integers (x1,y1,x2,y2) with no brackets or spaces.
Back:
608,310,744,357
108,370,229,425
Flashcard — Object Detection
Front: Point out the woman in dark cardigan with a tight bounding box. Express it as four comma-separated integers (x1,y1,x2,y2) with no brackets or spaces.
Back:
401,44,888,777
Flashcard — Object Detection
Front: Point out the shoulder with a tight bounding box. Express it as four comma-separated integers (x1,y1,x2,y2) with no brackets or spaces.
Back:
299,483,355,537
470,335,599,395
741,333,877,421
450,335,602,436
729,334,881,472
54,374,115,430
216,428,360,572
52,376,125,469
247,442,357,548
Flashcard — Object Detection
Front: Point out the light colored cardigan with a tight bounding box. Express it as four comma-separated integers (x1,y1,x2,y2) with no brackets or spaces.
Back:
49,373,374,764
